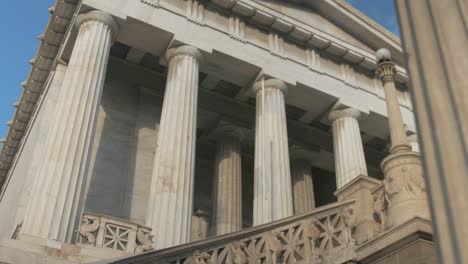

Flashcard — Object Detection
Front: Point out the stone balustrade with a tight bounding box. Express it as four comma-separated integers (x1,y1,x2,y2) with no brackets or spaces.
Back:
77,213,153,254
94,200,356,264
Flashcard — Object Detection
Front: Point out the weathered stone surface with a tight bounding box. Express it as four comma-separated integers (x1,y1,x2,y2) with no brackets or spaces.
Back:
290,159,316,214
329,107,368,189
253,79,293,226
20,10,118,243
212,124,243,235
146,45,203,249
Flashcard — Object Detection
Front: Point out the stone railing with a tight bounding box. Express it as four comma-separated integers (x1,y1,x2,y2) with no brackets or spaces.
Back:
77,213,154,254
96,200,356,264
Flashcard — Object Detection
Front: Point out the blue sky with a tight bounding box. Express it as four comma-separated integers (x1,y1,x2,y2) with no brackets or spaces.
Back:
0,0,398,144
0,0,54,142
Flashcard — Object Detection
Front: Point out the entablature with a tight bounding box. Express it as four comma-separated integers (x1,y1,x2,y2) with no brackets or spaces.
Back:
200,0,408,83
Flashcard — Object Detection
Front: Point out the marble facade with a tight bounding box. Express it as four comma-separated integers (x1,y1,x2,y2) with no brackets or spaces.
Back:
0,0,444,263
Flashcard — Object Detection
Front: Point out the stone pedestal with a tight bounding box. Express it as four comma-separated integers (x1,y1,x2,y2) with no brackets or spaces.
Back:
356,217,435,264
191,209,210,241
253,79,293,226
291,159,315,214
335,176,381,244
212,125,243,235
329,108,368,189
381,151,428,228
146,46,203,249
20,11,118,243
375,52,429,229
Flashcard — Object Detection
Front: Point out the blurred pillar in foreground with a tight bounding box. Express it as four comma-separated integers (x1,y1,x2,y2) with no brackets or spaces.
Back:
394,1,467,263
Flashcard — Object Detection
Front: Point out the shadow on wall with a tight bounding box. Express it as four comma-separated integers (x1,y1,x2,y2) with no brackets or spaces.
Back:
313,167,337,207
83,59,163,225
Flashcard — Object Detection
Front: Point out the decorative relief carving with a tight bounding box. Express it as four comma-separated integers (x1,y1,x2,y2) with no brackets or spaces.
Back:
268,33,286,59
384,158,426,205
381,152,429,228
229,17,246,43
163,203,355,264
228,241,247,264
77,214,99,245
343,207,356,245
192,250,212,264
135,228,154,253
186,0,205,25
372,187,387,232
77,213,153,253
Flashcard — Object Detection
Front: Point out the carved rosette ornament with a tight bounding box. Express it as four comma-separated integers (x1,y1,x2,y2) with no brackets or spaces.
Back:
375,49,430,228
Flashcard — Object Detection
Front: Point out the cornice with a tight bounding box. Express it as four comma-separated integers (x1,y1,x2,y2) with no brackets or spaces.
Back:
204,0,408,82
0,0,81,193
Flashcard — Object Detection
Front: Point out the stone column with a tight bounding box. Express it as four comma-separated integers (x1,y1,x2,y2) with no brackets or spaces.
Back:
375,49,429,229
212,125,243,235
253,79,293,226
329,108,368,189
20,11,118,243
146,45,203,249
394,2,467,262
191,209,210,241
291,159,315,214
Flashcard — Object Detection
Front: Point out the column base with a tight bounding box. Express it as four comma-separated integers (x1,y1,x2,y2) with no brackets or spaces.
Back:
381,151,430,229
335,175,382,244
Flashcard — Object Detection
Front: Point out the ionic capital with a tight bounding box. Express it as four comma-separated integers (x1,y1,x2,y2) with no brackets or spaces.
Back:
166,45,204,63
253,78,288,95
329,108,361,122
76,11,119,34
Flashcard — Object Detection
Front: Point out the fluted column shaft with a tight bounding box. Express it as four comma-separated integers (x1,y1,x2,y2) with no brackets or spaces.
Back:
329,108,368,189
253,79,293,226
212,133,242,235
291,159,315,214
20,11,118,243
146,46,203,249
376,62,411,154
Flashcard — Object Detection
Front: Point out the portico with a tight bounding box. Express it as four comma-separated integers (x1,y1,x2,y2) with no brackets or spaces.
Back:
0,0,435,263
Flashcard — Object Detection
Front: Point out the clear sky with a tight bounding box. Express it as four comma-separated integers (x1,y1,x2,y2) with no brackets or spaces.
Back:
0,0,398,145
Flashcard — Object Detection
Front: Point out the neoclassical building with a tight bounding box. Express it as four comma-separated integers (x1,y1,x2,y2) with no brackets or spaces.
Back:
0,0,437,263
